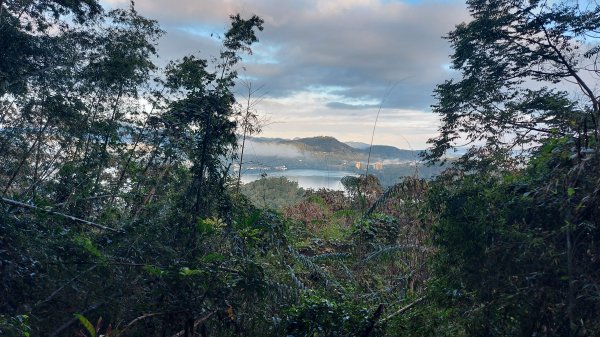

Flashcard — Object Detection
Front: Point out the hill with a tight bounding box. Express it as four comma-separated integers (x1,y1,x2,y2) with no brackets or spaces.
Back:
244,135,419,161
344,141,371,149
361,145,419,161
293,136,358,154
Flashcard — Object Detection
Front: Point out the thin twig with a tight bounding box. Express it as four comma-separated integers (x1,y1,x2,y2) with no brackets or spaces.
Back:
361,304,385,337
170,311,216,337
366,83,399,177
0,196,124,233
115,312,172,337
50,301,107,337
381,296,425,322
34,265,97,308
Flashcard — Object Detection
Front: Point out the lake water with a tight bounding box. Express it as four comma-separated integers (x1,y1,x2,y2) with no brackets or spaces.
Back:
240,169,357,191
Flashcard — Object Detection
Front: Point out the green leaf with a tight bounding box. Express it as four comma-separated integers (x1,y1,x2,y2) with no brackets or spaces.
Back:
179,267,203,277
567,187,575,197
201,252,225,263
143,265,165,276
76,236,106,262
198,217,227,236
74,314,96,337
196,218,216,235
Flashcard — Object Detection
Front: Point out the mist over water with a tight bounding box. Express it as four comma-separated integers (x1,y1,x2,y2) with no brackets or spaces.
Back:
241,169,357,191
243,140,306,158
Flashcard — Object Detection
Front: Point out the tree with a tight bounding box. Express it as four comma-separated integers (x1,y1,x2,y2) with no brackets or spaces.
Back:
236,81,266,193
0,0,102,97
418,2,600,335
341,174,383,210
0,4,282,335
241,176,305,210
161,15,264,218
0,2,164,335
424,0,600,170
421,145,600,336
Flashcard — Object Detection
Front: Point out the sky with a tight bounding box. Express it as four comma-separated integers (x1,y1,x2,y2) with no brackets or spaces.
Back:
102,0,470,149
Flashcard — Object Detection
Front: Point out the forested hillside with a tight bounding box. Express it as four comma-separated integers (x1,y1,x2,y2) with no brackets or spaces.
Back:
1,0,599,336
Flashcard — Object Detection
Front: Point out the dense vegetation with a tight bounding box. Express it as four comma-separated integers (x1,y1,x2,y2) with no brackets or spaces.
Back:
1,0,599,336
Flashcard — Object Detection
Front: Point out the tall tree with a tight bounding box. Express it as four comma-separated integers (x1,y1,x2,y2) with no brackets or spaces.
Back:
236,81,265,193
424,0,600,170
418,1,600,336
162,15,264,218
0,0,102,97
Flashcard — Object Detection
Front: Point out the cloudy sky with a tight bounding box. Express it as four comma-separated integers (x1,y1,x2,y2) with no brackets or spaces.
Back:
103,0,470,149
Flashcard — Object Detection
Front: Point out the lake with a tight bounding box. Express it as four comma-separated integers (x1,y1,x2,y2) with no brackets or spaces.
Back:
240,169,357,191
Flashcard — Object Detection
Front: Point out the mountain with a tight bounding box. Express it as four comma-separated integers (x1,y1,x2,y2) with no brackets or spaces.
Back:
243,135,419,161
293,136,357,154
363,145,419,160
344,141,371,150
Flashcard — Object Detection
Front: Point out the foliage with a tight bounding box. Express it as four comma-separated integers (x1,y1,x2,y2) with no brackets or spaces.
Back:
0,314,30,337
421,141,600,336
424,0,600,170
305,188,349,212
341,174,383,210
284,294,382,337
0,1,279,335
406,0,600,336
277,176,434,336
284,200,329,232
241,176,305,210
4,0,599,335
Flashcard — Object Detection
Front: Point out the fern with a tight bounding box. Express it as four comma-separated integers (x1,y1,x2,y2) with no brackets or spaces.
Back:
363,178,427,218
287,265,307,290
287,245,344,290
363,182,405,218
363,244,428,263
309,252,350,262
266,278,301,299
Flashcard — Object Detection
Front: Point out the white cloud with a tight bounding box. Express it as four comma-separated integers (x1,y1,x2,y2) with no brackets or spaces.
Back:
254,89,439,148
100,0,469,147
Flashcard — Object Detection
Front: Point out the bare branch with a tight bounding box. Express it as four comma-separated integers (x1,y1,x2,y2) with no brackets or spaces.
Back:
381,296,425,322
0,196,125,233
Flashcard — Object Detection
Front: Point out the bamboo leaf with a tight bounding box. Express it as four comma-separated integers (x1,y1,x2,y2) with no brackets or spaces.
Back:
74,314,96,337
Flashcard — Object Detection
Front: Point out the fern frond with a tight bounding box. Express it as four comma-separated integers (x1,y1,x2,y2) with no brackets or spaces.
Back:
267,278,302,298
363,244,428,263
363,177,427,218
287,245,344,290
309,252,350,262
287,265,307,290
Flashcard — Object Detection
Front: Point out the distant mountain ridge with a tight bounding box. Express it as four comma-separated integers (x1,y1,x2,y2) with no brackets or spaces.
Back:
245,135,420,161
344,141,371,150
294,136,357,154
365,145,419,160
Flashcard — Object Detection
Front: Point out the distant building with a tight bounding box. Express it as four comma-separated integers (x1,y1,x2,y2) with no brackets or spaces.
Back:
355,161,362,169
374,161,383,170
